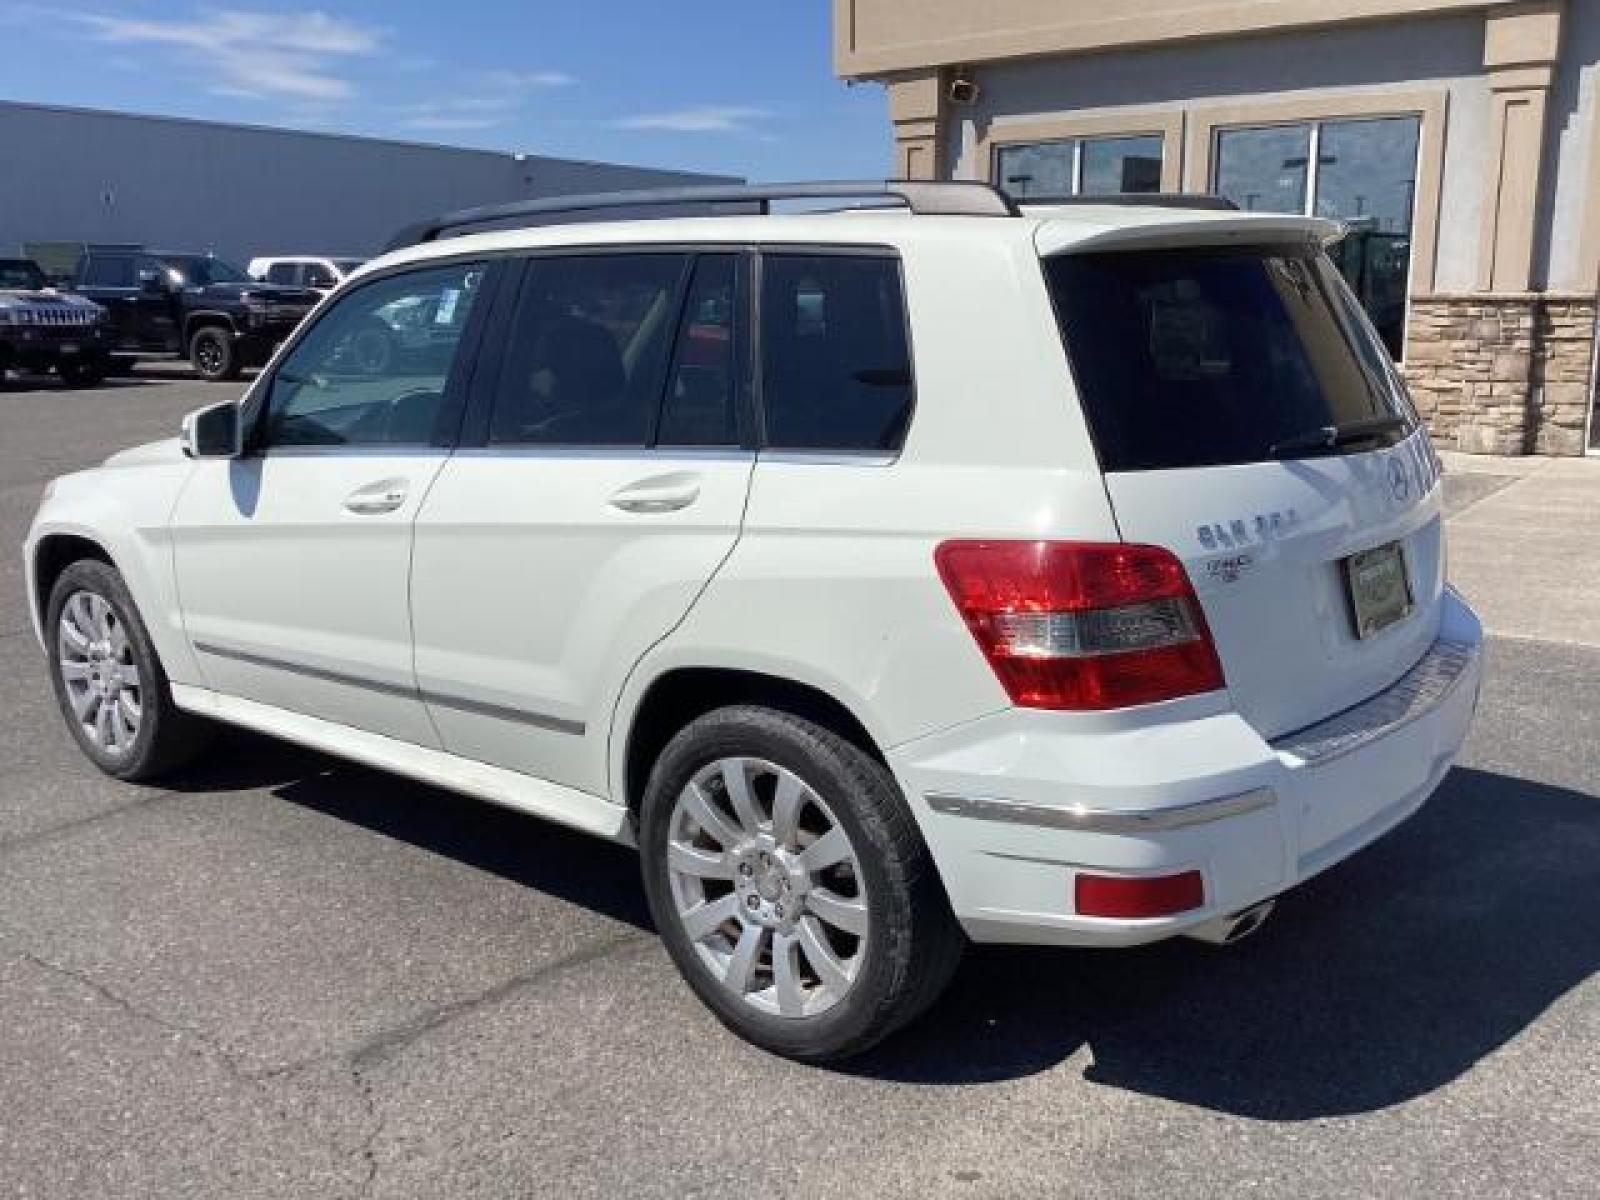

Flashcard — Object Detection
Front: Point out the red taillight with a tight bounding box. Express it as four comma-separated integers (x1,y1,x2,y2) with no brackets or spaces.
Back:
1075,870,1205,918
933,540,1225,710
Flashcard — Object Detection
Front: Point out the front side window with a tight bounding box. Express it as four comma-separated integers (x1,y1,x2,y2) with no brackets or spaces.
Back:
163,255,250,286
490,253,687,446
760,254,912,454
261,261,484,448
266,263,299,285
996,134,1164,201
304,263,337,288
1214,115,1422,357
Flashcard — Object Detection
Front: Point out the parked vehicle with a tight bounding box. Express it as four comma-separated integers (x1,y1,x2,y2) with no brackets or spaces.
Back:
25,182,1483,1060
72,248,321,381
247,255,367,293
0,257,111,387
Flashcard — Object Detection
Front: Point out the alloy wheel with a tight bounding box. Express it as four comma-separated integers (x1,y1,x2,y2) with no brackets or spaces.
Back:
666,756,870,1018
57,589,142,756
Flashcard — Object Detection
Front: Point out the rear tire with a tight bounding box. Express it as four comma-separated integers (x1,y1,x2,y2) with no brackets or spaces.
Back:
45,559,213,781
189,327,240,381
639,705,964,1061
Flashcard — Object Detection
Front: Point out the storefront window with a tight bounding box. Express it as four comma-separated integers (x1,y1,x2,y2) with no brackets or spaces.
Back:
1214,116,1421,359
996,134,1163,201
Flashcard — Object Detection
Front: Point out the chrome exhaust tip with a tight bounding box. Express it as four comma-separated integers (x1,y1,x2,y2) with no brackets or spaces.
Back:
1183,899,1276,946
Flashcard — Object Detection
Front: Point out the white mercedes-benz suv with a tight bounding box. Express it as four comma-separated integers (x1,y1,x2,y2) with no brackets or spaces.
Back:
24,182,1482,1060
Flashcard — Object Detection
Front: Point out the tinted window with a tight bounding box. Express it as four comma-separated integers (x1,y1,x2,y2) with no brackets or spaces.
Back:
0,260,46,290
490,253,686,446
262,261,483,448
760,254,912,453
1214,125,1311,215
266,263,299,285
304,263,338,288
658,255,739,446
82,256,134,288
1046,247,1413,472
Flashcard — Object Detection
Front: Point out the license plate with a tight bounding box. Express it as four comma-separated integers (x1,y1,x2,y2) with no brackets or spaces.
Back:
58,342,78,354
1344,541,1413,639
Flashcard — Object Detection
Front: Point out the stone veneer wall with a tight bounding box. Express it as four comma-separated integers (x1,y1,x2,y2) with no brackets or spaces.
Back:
1403,292,1596,456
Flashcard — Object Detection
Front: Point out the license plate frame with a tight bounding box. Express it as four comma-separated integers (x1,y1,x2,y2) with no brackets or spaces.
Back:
1343,540,1413,639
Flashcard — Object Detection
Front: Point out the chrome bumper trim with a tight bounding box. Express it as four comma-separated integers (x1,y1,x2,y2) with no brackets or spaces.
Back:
1270,636,1479,767
925,786,1277,834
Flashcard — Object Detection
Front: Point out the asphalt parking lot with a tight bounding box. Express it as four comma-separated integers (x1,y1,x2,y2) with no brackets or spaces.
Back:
2,367,1597,1199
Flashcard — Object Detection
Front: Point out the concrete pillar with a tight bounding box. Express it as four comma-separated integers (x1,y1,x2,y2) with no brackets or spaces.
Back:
1479,1,1563,292
885,69,946,180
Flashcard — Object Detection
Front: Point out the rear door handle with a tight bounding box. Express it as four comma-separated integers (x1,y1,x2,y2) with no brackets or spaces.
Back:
609,473,701,514
344,478,409,515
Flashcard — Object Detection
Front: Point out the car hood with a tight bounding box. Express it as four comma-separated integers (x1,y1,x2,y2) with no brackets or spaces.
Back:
103,437,186,468
0,288,101,311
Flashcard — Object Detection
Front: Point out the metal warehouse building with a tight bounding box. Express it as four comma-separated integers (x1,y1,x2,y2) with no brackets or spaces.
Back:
0,100,734,270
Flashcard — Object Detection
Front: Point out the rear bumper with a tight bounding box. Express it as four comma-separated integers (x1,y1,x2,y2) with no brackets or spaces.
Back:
890,587,1483,947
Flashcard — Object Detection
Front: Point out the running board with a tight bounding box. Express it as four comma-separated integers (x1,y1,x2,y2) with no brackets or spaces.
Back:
169,684,633,845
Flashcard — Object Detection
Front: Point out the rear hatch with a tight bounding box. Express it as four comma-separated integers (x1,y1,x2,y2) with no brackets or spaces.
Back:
1041,222,1444,739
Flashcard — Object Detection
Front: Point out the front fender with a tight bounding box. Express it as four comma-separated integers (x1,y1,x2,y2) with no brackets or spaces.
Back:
25,461,201,684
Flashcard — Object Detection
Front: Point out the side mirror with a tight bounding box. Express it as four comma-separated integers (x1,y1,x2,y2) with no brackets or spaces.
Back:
180,400,243,459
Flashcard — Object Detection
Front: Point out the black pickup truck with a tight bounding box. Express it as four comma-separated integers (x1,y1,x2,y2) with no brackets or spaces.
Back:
72,249,320,380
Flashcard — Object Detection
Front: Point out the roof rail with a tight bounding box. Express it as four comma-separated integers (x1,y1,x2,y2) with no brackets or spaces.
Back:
1015,193,1239,212
385,180,1020,251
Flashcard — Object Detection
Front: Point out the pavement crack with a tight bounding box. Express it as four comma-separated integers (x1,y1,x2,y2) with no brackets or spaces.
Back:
350,1061,385,1198
13,946,263,1088
348,930,646,1071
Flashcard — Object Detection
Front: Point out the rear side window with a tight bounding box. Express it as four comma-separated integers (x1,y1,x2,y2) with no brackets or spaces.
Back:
490,253,687,446
81,256,134,287
1046,247,1413,471
759,254,913,454
266,263,299,285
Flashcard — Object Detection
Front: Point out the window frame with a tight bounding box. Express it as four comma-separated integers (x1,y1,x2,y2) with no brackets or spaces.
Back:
981,110,1182,199
457,243,760,455
751,244,917,463
244,252,509,457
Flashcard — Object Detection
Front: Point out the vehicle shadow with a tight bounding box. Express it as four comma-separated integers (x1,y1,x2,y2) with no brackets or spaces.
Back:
0,373,172,393
159,737,1598,1118
163,727,652,931
847,765,1600,1117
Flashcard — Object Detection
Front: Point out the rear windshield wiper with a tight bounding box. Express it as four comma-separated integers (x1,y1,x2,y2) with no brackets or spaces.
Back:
1269,414,1408,459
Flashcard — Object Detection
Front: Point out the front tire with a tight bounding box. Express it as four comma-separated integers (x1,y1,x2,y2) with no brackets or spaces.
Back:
639,706,964,1061
189,327,240,381
46,560,212,781
57,356,107,388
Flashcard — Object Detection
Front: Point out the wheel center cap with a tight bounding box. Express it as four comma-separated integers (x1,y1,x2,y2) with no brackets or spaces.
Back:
755,866,787,902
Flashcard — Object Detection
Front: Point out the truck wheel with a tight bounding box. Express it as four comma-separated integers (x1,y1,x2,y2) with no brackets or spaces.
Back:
46,559,213,781
58,358,107,388
639,705,965,1061
190,328,240,381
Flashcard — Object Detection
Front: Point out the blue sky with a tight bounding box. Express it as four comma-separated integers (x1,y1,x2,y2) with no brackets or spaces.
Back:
0,2,890,179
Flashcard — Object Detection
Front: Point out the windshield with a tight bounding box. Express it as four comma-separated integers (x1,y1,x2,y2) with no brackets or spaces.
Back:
161,255,250,286
0,260,48,290
1045,245,1415,471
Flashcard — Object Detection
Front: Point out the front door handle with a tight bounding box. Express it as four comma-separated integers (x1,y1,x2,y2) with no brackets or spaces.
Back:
609,473,701,514
344,478,409,515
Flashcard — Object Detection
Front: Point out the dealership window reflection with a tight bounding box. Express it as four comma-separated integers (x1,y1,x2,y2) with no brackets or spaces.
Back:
1215,116,1421,358
997,134,1162,201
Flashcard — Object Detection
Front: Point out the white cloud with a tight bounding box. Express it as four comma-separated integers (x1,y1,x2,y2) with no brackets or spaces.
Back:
75,9,385,101
613,105,771,134
400,68,577,131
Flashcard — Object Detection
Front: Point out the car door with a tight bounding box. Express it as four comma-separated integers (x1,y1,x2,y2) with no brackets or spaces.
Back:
170,257,498,746
410,250,754,794
76,254,152,351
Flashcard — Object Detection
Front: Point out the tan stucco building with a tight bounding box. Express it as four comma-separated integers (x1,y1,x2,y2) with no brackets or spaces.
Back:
836,0,1600,455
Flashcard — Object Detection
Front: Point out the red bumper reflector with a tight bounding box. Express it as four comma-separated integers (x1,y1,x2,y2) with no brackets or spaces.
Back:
1075,870,1205,918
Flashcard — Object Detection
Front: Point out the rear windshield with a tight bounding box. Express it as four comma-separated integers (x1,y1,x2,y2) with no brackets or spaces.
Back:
1046,246,1415,471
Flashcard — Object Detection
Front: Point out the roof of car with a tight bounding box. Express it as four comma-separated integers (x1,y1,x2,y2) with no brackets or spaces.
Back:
360,202,1343,283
